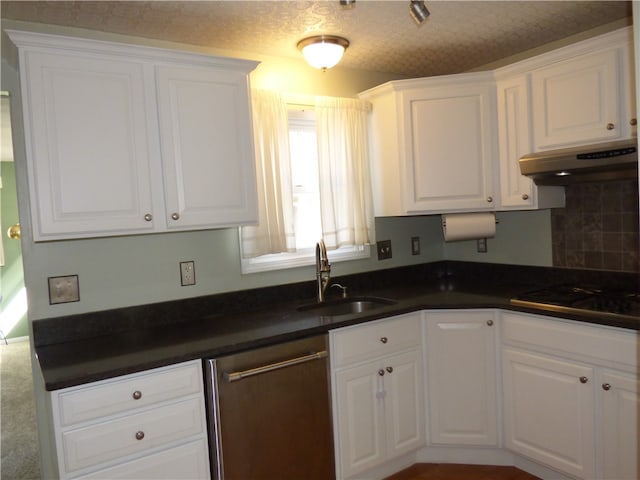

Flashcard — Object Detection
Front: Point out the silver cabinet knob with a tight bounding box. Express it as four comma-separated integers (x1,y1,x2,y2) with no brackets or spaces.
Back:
486,196,493,203
378,369,385,376
630,118,637,126
171,213,180,221
144,213,153,222
380,337,388,344
132,390,142,400
386,366,393,373
135,431,145,440
486,319,494,326
606,123,615,130
521,193,529,200
602,383,611,391
579,376,589,384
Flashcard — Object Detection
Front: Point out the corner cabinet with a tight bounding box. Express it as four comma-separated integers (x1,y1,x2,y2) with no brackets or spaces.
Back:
50,360,210,479
330,312,425,480
7,30,258,241
424,310,498,447
360,72,498,215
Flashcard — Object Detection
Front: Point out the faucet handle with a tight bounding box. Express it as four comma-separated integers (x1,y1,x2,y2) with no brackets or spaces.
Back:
330,283,348,298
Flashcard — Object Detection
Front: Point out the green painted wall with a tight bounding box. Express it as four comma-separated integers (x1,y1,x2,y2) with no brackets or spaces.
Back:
0,161,27,338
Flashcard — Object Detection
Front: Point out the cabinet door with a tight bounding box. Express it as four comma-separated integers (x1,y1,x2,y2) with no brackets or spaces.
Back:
601,370,640,480
334,362,386,478
425,311,498,446
400,82,496,212
19,50,159,240
156,65,257,230
503,348,595,479
532,49,622,149
383,349,425,459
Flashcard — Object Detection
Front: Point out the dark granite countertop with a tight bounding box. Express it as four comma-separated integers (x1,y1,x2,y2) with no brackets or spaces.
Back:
33,261,640,391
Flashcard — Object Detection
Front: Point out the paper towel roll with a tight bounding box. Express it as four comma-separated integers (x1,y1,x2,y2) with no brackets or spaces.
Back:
442,212,496,242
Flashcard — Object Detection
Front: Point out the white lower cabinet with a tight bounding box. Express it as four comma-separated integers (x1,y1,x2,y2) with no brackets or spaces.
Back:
331,312,425,479
51,360,209,479
501,311,639,480
424,310,498,447
600,370,640,480
502,348,596,479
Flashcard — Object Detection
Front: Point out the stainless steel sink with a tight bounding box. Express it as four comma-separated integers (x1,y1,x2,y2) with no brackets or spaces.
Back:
297,296,397,317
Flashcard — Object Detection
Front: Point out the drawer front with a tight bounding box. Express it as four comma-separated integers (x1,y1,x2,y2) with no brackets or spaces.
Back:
74,438,210,479
332,312,422,368
501,311,638,370
57,361,202,426
61,397,205,473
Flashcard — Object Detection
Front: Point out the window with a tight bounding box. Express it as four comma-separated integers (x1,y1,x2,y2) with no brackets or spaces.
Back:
240,91,374,274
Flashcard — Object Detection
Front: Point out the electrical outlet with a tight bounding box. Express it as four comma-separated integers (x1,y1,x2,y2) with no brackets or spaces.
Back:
411,236,420,255
48,275,80,304
477,238,488,253
180,261,196,286
377,240,392,260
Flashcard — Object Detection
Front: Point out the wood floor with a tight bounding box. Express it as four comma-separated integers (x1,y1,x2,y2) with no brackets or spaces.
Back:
384,463,541,480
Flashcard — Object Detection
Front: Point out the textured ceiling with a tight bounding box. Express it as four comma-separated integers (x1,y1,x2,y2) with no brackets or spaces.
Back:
0,1,633,77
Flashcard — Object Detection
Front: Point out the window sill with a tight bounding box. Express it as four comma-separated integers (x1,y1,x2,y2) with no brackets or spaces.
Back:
241,245,371,274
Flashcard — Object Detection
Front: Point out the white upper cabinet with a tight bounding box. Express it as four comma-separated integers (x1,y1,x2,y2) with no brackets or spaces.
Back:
8,30,258,241
155,65,257,230
495,74,565,209
360,72,498,215
497,27,636,152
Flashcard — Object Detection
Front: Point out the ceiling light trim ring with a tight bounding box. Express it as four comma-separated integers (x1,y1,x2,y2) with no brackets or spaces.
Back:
297,35,350,71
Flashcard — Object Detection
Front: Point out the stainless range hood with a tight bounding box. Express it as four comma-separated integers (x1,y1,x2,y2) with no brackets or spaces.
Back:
519,138,638,185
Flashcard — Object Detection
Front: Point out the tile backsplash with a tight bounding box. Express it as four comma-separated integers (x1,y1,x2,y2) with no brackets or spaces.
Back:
551,179,639,273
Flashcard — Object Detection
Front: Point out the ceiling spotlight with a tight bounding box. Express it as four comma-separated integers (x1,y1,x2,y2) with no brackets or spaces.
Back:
340,0,356,9
410,1,430,25
297,35,350,71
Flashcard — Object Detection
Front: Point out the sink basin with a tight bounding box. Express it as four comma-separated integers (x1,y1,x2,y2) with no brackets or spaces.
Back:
297,296,397,317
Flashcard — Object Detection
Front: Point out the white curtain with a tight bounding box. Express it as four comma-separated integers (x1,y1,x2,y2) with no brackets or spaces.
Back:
240,89,295,258
315,96,375,249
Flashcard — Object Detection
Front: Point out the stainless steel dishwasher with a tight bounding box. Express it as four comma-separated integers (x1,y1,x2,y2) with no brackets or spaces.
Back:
204,334,335,480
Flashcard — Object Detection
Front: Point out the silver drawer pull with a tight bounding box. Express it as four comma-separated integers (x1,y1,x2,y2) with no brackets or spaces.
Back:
132,390,142,400
579,376,589,384
135,431,145,441
224,350,328,383
386,366,393,373
380,337,388,344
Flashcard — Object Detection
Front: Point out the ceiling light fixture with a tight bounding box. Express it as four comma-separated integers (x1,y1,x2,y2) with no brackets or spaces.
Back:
339,0,356,9
410,0,430,25
297,35,350,71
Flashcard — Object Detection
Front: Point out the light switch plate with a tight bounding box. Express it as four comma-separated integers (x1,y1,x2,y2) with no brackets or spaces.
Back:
48,275,80,304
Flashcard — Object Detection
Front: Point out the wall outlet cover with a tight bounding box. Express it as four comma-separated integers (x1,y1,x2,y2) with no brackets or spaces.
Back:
180,261,196,286
411,236,420,255
377,240,392,260
48,275,80,304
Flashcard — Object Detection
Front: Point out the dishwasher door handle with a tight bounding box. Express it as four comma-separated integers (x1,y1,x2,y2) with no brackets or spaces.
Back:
224,350,328,383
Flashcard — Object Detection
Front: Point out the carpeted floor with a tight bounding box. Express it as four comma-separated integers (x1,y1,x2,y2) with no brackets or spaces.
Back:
1,340,40,480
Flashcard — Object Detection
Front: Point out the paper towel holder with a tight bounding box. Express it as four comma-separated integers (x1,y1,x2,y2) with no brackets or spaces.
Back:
441,217,499,227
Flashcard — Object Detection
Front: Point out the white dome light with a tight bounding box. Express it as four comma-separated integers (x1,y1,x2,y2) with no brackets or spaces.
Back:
297,35,350,71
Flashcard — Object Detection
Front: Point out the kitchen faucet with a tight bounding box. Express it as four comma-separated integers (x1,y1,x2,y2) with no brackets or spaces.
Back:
315,239,331,303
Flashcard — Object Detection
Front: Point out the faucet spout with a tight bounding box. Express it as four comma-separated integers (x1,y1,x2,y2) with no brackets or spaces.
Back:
316,239,331,303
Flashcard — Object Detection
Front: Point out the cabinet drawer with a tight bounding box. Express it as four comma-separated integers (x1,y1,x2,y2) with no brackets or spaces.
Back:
332,312,422,368
56,361,202,427
501,311,638,370
75,438,210,479
61,397,205,473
